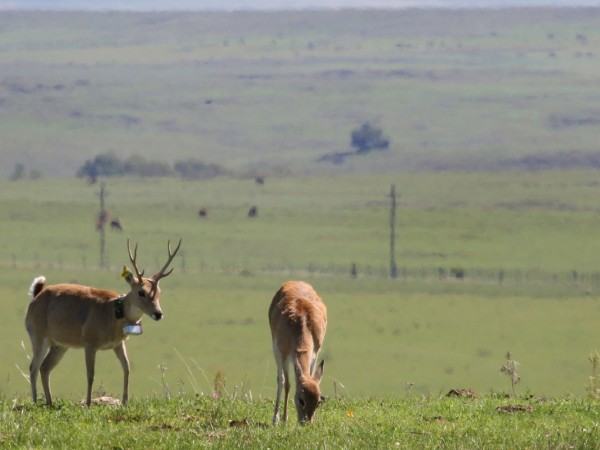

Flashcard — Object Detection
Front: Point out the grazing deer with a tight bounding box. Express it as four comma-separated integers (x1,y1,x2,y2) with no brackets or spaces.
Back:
268,281,327,425
25,238,181,407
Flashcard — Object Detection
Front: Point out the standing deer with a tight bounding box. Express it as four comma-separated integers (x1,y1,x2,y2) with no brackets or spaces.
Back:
268,281,327,425
25,238,181,407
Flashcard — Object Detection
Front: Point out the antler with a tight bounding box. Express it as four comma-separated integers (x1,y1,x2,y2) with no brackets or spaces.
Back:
152,238,182,282
127,238,145,283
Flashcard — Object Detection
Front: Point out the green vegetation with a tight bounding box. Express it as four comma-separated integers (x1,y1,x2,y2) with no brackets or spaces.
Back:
1,8,600,177
75,153,229,179
3,395,600,449
3,7,600,447
3,172,600,404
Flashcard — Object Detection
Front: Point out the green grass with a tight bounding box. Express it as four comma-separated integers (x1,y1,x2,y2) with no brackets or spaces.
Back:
4,172,600,403
3,8,600,447
2,9,600,177
3,395,600,449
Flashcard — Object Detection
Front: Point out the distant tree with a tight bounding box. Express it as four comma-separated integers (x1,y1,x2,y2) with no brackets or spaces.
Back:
351,122,390,154
77,153,125,178
174,159,229,179
124,155,174,177
8,163,42,180
9,163,26,181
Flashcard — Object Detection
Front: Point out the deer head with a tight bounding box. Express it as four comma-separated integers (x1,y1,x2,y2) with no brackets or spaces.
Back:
123,238,182,321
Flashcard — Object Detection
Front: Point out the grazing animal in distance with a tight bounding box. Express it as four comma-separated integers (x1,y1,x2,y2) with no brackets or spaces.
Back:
248,206,258,218
269,281,327,425
110,218,123,231
25,238,181,406
198,208,208,218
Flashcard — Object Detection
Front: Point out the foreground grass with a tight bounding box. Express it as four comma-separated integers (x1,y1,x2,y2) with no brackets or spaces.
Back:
2,394,600,448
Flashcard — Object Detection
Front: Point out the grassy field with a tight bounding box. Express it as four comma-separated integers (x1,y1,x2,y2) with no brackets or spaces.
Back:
1,8,600,177
3,395,600,449
3,8,600,447
3,172,600,404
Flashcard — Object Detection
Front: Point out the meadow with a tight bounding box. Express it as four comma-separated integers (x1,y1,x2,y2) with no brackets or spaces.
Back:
4,395,600,448
3,7,600,448
1,8,600,178
3,172,600,405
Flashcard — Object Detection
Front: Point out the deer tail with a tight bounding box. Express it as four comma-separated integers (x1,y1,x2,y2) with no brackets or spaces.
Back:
28,275,46,299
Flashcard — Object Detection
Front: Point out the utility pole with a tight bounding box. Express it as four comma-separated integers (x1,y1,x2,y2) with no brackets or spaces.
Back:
389,184,398,278
98,181,107,268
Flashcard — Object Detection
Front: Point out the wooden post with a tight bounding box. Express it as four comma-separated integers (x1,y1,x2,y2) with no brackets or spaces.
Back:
389,184,398,278
99,181,106,268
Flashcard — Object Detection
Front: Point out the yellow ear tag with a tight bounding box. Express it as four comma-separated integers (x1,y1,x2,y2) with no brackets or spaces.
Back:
121,265,132,279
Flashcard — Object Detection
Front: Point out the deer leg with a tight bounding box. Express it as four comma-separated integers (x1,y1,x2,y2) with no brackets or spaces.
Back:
272,345,285,425
28,336,50,404
113,343,130,405
282,361,291,424
40,345,68,406
84,346,97,407
309,352,317,376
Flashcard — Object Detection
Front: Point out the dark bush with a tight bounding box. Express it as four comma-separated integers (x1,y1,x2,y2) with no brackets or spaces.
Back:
351,122,390,154
77,153,125,178
174,159,229,179
124,155,174,177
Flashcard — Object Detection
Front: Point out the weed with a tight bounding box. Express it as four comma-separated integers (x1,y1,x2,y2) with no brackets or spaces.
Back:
587,350,600,400
214,370,226,398
500,351,520,398
157,364,171,400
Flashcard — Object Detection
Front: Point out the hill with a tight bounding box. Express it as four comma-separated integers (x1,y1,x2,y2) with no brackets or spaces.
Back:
1,8,600,178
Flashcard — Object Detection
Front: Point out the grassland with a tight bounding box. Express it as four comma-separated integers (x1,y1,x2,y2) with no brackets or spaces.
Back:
3,172,600,404
3,7,600,448
1,8,600,177
4,395,600,449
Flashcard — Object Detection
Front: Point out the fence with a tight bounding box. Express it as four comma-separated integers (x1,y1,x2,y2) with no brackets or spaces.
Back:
5,252,600,290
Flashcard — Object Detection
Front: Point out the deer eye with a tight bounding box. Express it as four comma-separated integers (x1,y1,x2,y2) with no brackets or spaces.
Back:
138,290,146,298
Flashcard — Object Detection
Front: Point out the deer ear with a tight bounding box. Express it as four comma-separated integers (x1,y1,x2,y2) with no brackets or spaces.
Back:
314,360,325,382
121,265,134,285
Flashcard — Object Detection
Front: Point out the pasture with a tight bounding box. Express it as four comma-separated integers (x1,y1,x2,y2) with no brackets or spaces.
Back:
3,172,600,404
4,395,600,448
2,8,600,447
1,8,600,178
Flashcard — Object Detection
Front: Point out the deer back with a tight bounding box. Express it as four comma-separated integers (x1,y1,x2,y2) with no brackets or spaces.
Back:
269,281,327,423
26,284,121,348
269,281,327,356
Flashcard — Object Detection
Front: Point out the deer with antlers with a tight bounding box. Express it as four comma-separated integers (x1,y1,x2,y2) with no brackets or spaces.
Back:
25,238,181,407
269,281,327,425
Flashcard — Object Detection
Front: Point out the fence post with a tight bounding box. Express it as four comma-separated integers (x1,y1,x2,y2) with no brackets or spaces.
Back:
389,184,398,279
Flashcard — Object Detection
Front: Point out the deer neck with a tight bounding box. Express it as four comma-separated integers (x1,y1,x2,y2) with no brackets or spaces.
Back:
293,346,314,379
119,294,144,324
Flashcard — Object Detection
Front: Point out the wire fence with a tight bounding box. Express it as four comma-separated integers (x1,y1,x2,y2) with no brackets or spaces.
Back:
5,252,600,290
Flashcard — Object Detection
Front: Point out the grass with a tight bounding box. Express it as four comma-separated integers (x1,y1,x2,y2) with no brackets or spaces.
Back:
2,9,600,177
4,172,600,402
3,7,600,446
3,395,600,448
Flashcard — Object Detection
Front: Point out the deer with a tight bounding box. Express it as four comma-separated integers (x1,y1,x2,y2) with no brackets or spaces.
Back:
268,280,327,425
25,238,181,407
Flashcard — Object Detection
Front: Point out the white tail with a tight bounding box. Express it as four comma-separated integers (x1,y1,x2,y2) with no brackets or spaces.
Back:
24,238,181,406
268,281,327,425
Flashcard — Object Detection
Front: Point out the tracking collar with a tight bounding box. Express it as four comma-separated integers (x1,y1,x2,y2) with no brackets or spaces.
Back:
114,295,126,319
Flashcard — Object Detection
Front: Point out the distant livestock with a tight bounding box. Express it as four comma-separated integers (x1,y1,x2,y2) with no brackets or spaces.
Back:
198,208,208,218
248,206,258,218
110,219,123,231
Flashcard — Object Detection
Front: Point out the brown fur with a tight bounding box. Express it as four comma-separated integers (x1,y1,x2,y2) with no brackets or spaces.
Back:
24,239,180,407
269,281,327,425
